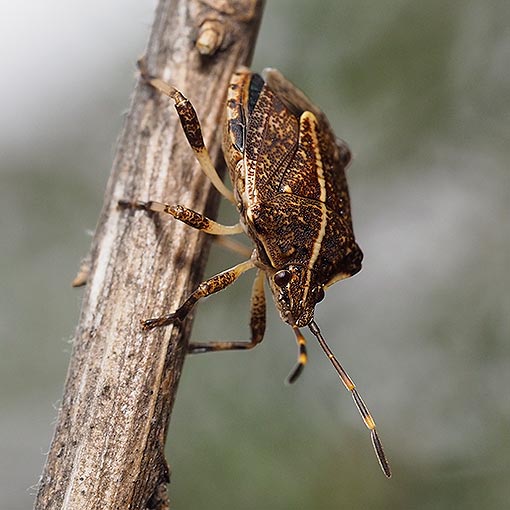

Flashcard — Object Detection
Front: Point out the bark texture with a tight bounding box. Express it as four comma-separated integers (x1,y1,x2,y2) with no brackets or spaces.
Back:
34,1,264,508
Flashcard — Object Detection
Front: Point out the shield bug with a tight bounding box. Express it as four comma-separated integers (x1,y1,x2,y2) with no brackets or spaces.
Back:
119,65,391,478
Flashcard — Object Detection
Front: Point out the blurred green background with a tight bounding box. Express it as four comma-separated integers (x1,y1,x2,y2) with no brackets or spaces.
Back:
2,1,509,508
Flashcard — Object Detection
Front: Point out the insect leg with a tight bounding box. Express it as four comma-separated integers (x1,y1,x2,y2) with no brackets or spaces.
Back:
308,320,392,478
142,259,255,330
138,64,235,204
118,200,243,235
213,236,253,258
188,268,266,353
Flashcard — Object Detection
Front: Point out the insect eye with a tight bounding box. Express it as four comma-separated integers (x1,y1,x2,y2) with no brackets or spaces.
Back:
315,287,325,303
274,270,291,287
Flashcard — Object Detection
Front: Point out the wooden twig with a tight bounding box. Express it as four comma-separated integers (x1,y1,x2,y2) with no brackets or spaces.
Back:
34,1,264,509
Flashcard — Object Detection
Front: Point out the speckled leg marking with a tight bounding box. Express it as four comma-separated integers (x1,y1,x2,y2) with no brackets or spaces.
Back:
188,269,266,353
138,62,235,203
118,199,242,235
142,259,255,330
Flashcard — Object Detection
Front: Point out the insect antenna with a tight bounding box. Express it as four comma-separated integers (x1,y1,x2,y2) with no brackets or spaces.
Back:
308,320,392,478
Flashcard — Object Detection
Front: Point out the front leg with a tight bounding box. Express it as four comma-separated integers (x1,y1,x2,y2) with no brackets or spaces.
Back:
188,268,267,353
142,259,255,330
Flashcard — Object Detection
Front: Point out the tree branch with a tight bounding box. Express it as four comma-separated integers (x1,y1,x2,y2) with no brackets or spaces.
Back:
34,1,264,508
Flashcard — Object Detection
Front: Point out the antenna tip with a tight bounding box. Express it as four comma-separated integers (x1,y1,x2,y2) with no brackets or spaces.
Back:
371,429,392,478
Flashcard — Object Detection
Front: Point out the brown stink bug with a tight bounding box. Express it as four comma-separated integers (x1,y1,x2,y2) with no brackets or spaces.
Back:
119,65,391,478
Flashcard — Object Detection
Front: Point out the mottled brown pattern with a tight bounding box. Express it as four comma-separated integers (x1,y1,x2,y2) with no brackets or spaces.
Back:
243,84,300,201
280,112,323,201
128,68,361,336
248,269,266,344
188,268,266,353
222,68,361,326
143,260,254,329
174,99,206,151
116,65,389,478
120,66,388,479
166,204,211,231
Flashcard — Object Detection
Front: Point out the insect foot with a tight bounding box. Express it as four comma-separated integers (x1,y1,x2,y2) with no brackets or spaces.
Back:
141,309,186,331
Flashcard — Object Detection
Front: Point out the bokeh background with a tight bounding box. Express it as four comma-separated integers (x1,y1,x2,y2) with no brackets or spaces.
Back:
2,1,509,508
